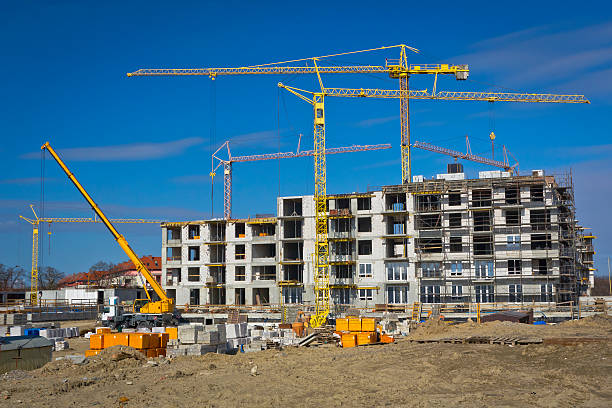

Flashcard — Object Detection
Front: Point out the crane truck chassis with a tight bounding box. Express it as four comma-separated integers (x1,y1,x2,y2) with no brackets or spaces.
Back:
101,297,181,330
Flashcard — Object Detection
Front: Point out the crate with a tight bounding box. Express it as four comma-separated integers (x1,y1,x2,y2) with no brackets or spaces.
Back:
149,333,162,349
335,318,349,332
96,327,111,334
89,334,105,350
85,349,101,357
156,348,166,357
348,318,361,332
356,332,376,346
129,333,151,349
165,327,178,340
111,333,130,347
341,333,357,348
160,332,169,348
361,318,376,332
380,334,395,343
144,348,157,358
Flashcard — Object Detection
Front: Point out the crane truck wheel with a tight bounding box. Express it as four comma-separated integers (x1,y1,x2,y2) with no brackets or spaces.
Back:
137,321,153,330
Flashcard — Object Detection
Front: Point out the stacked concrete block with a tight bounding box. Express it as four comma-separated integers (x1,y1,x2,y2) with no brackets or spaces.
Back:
9,326,24,336
177,325,198,344
6,314,26,326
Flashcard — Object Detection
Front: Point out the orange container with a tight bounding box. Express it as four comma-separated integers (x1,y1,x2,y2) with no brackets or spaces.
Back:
165,327,178,340
111,333,130,347
89,334,105,350
381,333,395,343
348,318,361,332
335,318,349,332
95,327,111,334
292,322,304,337
356,332,375,345
129,333,151,349
85,349,100,357
156,348,166,357
145,348,157,358
341,333,357,348
361,318,376,332
160,332,169,347
149,333,162,349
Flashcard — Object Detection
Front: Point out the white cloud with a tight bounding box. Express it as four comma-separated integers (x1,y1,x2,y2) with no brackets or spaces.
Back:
21,137,205,161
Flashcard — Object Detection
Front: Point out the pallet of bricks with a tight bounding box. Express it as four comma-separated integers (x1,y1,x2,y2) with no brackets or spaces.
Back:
335,317,395,348
166,323,248,356
85,327,170,358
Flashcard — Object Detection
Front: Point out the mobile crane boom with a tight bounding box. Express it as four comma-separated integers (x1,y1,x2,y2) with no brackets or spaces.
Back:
41,142,174,314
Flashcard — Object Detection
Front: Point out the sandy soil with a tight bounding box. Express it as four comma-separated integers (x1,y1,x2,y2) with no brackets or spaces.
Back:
1,315,611,408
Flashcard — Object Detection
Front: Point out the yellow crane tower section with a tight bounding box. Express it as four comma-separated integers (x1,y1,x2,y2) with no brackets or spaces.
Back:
40,142,174,314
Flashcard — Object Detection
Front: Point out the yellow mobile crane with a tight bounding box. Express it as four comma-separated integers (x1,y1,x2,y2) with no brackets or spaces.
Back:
41,142,177,328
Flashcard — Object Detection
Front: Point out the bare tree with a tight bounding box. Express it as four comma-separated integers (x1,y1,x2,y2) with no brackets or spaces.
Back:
0,264,26,290
89,261,115,273
39,266,64,290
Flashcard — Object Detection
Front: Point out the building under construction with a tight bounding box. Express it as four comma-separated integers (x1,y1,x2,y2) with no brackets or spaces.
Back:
160,166,595,309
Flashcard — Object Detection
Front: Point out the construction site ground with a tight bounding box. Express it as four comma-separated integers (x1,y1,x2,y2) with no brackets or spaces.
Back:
1,315,611,407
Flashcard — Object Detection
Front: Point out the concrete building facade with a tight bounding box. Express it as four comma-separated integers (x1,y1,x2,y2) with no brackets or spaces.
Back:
160,170,594,309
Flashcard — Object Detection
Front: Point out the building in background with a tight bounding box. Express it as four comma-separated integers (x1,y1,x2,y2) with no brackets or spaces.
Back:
58,256,162,289
160,170,594,308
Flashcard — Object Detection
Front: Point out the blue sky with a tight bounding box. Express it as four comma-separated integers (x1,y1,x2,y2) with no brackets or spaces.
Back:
0,1,610,278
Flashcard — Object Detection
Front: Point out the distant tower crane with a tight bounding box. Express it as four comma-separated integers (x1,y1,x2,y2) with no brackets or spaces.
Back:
412,135,519,175
20,205,163,305
210,137,391,219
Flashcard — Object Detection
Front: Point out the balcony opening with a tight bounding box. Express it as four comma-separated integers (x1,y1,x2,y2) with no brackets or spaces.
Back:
473,210,492,232
531,234,552,250
253,288,270,305
358,240,372,255
235,265,246,282
188,225,200,240
450,236,463,252
533,258,549,275
385,238,407,258
472,189,492,207
166,247,181,262
415,194,440,212
188,246,200,261
386,193,407,211
208,265,226,284
167,227,181,242
283,242,303,261
166,268,181,285
416,238,442,253
234,222,245,238
336,198,350,210
358,217,372,233
448,192,461,207
282,264,303,282
209,223,226,241
416,214,440,230
283,219,302,238
506,209,520,226
252,243,276,259
448,213,462,228
505,186,520,205
530,185,544,202
331,218,351,233
253,265,276,281
235,244,246,260
473,235,493,255
234,288,246,305
252,223,275,237
357,197,371,210
187,267,200,282
283,198,302,216
209,245,226,264
530,209,550,231
333,264,353,279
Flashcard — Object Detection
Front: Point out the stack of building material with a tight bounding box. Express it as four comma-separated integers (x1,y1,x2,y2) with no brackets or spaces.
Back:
223,323,248,352
335,317,394,348
5,313,27,326
166,324,223,357
84,330,168,358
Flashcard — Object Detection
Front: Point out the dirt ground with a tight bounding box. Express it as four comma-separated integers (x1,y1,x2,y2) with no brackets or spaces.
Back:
1,315,611,407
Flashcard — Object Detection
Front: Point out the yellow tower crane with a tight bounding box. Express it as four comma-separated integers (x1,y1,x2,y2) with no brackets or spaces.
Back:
20,204,163,305
127,44,589,327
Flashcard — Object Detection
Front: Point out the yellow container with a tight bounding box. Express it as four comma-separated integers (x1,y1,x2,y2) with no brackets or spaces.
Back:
341,333,357,348
129,333,151,349
149,333,162,349
165,327,178,340
361,318,376,332
89,334,105,350
348,318,361,332
356,332,375,345
335,318,349,332
96,327,111,334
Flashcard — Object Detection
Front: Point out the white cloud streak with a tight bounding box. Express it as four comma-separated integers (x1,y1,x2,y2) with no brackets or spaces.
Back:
20,137,205,161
